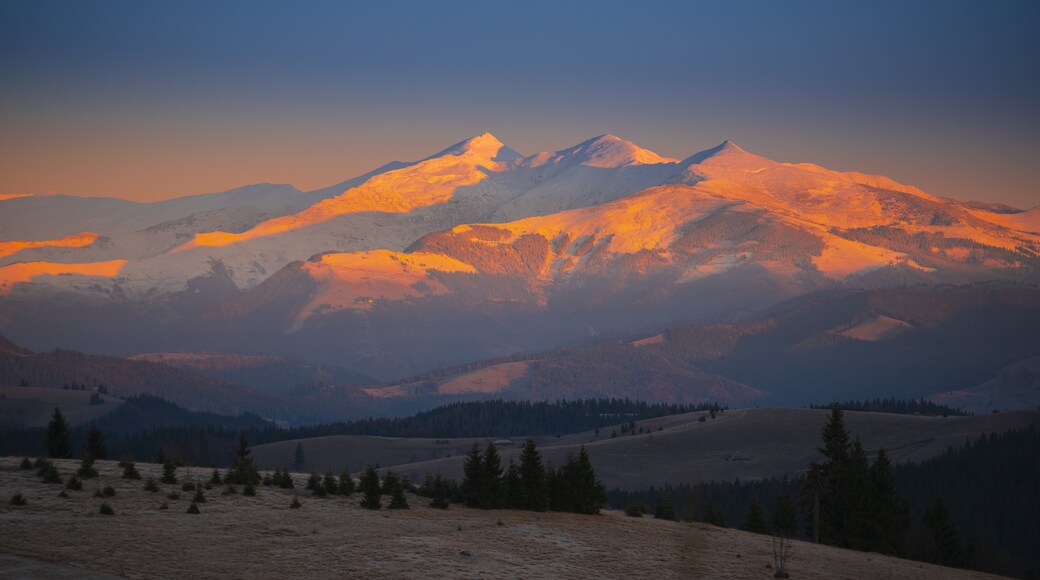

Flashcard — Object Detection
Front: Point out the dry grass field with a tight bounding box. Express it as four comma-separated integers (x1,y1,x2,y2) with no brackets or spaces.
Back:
252,408,1040,489
0,457,1004,579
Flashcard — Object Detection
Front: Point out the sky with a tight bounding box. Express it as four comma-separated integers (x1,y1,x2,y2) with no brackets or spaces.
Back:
1,0,1038,208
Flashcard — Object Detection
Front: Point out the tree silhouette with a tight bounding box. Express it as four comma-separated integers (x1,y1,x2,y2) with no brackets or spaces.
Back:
45,407,72,458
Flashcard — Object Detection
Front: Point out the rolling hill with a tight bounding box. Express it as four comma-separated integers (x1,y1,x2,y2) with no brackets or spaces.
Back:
250,407,1040,490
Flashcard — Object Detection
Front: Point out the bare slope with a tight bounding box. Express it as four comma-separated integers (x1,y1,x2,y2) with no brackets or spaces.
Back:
0,458,1000,579
251,408,1040,490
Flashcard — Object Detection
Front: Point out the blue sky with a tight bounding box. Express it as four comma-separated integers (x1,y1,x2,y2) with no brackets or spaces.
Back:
1,0,1037,206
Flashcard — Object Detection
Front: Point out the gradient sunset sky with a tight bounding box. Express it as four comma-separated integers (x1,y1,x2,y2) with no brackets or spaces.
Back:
1,1,1037,207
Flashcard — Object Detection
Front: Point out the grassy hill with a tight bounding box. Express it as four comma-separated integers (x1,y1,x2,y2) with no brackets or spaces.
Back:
0,386,123,427
250,408,1040,489
0,457,1000,579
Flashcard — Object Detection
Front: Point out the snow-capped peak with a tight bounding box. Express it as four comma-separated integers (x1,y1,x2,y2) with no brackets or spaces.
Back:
525,133,679,169
429,132,523,163
680,140,764,167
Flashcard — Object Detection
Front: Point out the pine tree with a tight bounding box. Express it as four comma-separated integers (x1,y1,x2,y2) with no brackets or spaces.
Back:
844,437,871,548
703,503,725,527
210,469,223,485
802,461,824,543
306,472,321,491
818,405,851,546
771,492,798,539
923,498,965,568
518,439,547,511
121,457,141,480
359,465,381,509
338,470,354,496
77,454,98,478
323,469,339,495
428,475,450,509
482,443,504,509
86,426,107,460
461,443,484,508
389,483,410,509
226,434,260,485
44,407,72,458
504,461,523,509
381,470,401,496
866,447,908,555
654,498,677,521
293,443,305,468
558,446,606,515
243,481,256,496
161,460,177,484
743,497,768,534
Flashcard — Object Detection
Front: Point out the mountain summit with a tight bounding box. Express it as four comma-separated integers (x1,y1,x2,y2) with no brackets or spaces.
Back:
0,132,1037,374
429,132,523,163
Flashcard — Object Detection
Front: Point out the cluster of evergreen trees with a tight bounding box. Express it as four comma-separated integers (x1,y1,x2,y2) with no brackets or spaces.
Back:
609,411,1036,577
461,440,606,515
805,407,909,553
809,397,968,417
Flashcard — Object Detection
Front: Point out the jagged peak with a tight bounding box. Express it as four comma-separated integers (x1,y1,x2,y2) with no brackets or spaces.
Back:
428,132,523,163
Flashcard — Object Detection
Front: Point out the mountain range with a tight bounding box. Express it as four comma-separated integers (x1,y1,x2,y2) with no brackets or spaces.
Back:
1,132,1038,398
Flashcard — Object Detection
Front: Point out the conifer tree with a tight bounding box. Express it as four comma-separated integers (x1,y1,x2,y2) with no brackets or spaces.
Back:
428,475,450,509
293,443,305,468
461,443,484,508
923,498,964,568
381,470,401,496
504,461,523,509
389,482,409,509
359,465,381,509
306,472,321,491
743,497,768,534
703,504,725,527
210,469,222,485
86,426,107,460
323,469,339,495
818,405,851,545
77,454,98,478
771,492,798,539
802,461,824,543
338,470,354,496
866,447,908,555
482,442,504,509
161,460,177,484
227,434,260,485
518,439,547,511
121,457,141,480
654,497,677,521
45,407,72,458
558,446,606,515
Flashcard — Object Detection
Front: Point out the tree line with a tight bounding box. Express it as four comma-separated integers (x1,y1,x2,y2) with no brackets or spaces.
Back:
809,397,968,417
0,397,721,466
